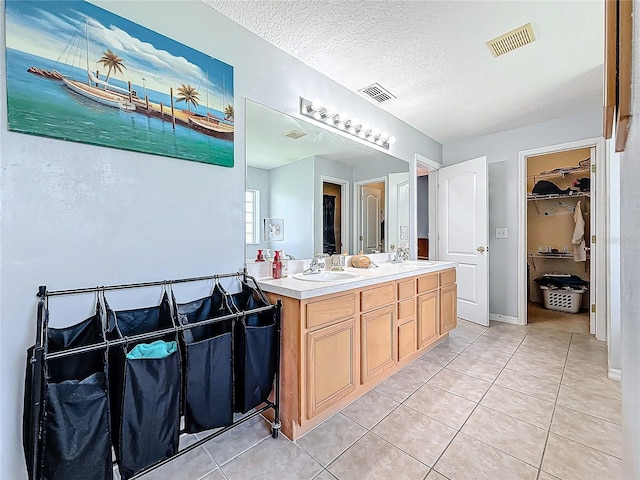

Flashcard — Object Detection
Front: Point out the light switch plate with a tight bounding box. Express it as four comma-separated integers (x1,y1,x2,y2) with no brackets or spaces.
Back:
496,227,508,238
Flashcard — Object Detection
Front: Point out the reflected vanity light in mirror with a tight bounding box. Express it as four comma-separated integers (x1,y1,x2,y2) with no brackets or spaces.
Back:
300,97,396,149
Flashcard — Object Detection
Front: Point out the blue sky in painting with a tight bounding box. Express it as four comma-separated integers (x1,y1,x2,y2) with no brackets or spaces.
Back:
5,0,233,106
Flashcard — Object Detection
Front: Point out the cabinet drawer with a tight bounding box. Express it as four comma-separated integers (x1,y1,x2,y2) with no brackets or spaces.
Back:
361,283,395,312
440,268,456,286
417,273,439,294
397,298,416,322
397,278,416,301
306,293,357,330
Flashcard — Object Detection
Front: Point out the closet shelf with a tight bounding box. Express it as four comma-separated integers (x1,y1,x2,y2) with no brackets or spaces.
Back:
527,192,591,201
527,166,590,180
528,253,574,259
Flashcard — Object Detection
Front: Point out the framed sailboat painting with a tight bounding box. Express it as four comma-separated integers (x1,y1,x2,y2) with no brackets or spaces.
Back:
4,0,234,167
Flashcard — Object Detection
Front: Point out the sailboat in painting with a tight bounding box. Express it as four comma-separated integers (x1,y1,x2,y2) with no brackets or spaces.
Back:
187,74,233,140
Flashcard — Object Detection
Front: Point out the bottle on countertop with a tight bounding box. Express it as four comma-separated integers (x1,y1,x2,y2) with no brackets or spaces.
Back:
255,249,265,262
279,249,289,277
272,250,282,279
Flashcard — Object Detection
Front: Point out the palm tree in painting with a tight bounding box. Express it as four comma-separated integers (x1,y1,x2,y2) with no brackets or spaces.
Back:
97,49,127,86
176,84,200,112
224,104,234,121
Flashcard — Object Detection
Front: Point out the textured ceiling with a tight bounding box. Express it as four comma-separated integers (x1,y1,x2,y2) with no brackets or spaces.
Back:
204,0,604,145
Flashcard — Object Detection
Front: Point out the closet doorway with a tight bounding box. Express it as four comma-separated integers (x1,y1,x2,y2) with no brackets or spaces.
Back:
518,138,606,340
322,177,348,255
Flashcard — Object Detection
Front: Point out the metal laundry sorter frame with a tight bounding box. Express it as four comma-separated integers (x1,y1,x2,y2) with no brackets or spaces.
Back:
24,272,282,480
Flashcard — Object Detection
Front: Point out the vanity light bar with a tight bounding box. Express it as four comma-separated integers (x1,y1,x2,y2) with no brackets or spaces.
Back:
299,97,396,150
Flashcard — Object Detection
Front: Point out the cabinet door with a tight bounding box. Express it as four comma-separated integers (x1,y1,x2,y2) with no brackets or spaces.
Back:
398,320,417,361
306,319,356,419
361,305,396,383
417,291,439,349
440,284,458,335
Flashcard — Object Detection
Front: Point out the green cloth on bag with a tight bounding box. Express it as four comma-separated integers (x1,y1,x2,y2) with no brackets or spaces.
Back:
126,340,177,360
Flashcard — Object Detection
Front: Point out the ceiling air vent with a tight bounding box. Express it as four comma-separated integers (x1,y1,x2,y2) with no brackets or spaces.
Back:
359,83,396,103
486,23,535,57
284,129,307,139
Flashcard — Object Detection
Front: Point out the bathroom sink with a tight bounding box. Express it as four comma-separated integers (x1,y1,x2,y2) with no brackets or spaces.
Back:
292,271,360,282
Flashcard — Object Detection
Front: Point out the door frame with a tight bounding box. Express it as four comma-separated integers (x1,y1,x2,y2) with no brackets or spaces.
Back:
517,137,606,340
353,176,387,254
413,154,441,260
320,175,350,254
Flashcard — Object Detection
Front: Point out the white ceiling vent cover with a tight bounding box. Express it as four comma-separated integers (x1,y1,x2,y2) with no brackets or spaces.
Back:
486,23,536,57
359,83,396,103
284,129,307,139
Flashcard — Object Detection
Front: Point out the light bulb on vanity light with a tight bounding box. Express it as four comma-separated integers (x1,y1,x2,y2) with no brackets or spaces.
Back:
387,135,397,146
310,99,323,111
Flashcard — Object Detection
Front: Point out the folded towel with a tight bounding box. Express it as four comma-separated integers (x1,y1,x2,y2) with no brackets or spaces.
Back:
126,340,177,360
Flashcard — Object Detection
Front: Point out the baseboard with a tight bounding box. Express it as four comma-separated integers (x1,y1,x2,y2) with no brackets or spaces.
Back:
489,313,522,325
608,368,621,382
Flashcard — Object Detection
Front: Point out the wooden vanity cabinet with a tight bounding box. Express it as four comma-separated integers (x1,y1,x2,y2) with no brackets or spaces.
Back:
396,278,417,361
360,282,396,383
439,270,458,335
417,273,440,349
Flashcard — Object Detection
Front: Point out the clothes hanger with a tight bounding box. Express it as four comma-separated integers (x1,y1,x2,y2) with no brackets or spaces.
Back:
544,202,575,216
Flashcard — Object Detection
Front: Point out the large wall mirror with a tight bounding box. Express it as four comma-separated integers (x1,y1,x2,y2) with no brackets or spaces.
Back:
245,99,410,261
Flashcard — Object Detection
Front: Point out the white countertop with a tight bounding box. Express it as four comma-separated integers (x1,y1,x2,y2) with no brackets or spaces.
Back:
254,260,457,300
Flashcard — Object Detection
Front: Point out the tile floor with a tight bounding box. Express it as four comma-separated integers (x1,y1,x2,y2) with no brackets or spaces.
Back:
130,312,622,480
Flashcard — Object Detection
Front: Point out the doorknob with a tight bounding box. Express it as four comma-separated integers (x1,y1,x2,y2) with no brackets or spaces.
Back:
477,246,485,253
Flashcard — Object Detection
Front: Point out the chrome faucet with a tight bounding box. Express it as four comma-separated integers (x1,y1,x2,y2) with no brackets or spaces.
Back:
393,245,410,263
304,254,327,275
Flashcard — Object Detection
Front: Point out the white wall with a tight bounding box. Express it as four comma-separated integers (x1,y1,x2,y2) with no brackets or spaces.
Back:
443,109,602,318
0,1,443,477
620,1,639,476
607,140,621,374
246,167,270,260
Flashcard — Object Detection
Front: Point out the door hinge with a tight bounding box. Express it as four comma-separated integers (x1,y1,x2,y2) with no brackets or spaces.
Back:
591,304,596,313
591,164,596,173
592,235,596,243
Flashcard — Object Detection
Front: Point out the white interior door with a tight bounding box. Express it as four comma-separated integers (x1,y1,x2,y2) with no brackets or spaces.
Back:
361,185,382,254
388,172,410,251
438,156,489,326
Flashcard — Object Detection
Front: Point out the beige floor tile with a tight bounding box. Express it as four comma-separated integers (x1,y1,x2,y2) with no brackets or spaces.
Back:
538,470,561,480
445,355,503,383
221,437,322,480
541,432,623,480
203,415,271,466
313,470,338,480
419,347,458,367
570,333,607,350
472,334,521,354
198,470,226,480
297,414,367,467
340,389,399,429
327,432,429,480
514,344,567,367
400,358,442,382
556,384,622,425
461,405,548,467
564,354,608,378
456,319,489,335
480,384,554,429
457,344,512,367
551,405,622,459
480,327,528,343
374,371,425,402
435,433,538,480
448,328,481,344
506,352,564,383
373,405,456,467
433,337,470,354
561,367,621,400
404,384,476,429
138,434,217,480
494,368,560,403
427,368,491,402
567,344,608,365
425,470,449,480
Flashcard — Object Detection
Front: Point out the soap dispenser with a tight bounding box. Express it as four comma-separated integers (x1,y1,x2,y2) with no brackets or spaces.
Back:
271,250,282,279
279,249,289,278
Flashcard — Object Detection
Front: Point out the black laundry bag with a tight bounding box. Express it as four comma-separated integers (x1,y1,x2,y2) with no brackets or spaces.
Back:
107,293,181,480
23,309,113,480
175,284,234,433
231,282,277,414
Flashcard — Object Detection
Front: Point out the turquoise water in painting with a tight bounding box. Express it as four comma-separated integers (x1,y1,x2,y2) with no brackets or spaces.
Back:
6,49,234,167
